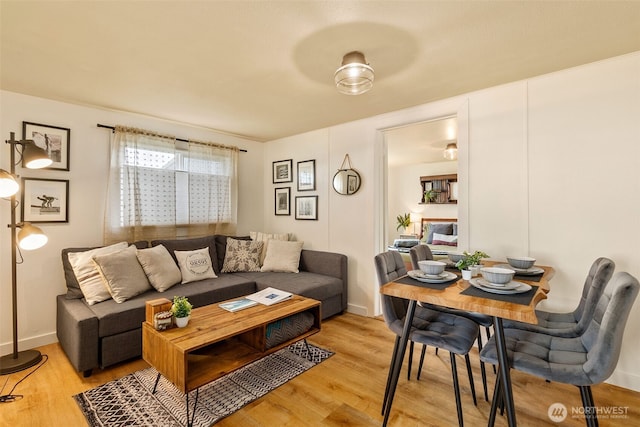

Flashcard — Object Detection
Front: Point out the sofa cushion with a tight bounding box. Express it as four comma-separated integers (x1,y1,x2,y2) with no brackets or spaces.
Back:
234,271,343,305
151,235,219,274
88,274,257,338
136,244,182,292
214,235,251,271
249,231,291,264
221,238,263,272
67,242,129,305
174,247,217,284
261,240,304,273
92,245,152,303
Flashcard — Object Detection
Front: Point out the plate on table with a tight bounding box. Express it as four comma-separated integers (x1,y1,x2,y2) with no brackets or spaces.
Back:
408,270,458,283
469,278,532,295
495,264,544,275
474,278,520,290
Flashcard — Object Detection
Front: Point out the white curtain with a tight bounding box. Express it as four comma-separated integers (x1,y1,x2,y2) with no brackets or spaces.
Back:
104,126,238,244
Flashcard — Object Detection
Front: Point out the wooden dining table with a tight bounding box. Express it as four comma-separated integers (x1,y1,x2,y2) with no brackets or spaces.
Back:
379,261,555,427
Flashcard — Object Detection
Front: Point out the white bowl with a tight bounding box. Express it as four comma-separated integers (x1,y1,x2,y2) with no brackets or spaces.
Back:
480,267,515,285
418,260,446,276
507,256,536,270
448,252,465,263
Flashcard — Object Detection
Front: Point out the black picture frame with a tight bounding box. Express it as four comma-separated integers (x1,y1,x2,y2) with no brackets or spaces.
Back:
295,195,318,220
274,187,291,216
21,177,69,223
22,121,71,171
297,159,315,191
272,159,293,183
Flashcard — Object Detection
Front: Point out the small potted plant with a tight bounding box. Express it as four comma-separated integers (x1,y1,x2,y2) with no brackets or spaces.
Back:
396,213,411,232
171,296,193,328
455,251,489,280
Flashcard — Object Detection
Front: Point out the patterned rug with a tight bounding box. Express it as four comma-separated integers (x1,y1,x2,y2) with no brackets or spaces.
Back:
74,341,333,426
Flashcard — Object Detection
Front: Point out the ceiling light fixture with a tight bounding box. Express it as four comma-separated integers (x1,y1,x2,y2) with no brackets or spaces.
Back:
334,51,374,95
443,142,458,160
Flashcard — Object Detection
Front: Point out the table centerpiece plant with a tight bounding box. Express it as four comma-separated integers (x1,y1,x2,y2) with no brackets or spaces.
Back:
455,250,489,280
171,296,193,327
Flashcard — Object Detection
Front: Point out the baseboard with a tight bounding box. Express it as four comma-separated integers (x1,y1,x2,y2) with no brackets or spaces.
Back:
606,369,640,393
0,331,57,356
346,303,368,317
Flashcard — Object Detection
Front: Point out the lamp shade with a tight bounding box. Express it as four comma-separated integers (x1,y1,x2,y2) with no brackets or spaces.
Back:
443,142,458,160
335,51,374,95
23,142,53,169
17,222,48,250
0,169,19,197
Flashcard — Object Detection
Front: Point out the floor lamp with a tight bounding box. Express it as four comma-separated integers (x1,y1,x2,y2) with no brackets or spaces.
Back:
0,132,51,375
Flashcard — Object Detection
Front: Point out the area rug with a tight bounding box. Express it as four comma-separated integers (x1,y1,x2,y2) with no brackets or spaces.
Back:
74,341,333,426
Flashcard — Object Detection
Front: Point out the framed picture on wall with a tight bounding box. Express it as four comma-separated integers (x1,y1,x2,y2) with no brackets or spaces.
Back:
21,177,69,223
274,187,291,215
297,159,315,191
22,121,71,171
295,195,318,220
272,159,293,183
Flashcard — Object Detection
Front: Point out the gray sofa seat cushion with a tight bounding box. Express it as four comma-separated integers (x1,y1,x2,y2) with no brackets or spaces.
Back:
234,271,343,303
89,274,256,337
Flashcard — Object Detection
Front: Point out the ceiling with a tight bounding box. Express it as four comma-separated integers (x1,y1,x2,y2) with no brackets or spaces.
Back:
1,1,639,142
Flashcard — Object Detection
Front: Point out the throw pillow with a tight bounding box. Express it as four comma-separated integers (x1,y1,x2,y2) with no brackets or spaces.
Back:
67,241,129,305
426,223,454,244
136,244,182,292
174,247,217,284
432,232,458,246
261,240,304,273
221,238,263,273
249,231,291,264
92,245,152,303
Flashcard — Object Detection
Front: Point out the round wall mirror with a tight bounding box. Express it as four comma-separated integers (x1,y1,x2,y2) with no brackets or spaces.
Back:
333,169,361,195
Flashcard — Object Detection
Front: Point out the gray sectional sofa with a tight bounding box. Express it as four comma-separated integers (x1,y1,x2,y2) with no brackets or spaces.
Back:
56,235,347,376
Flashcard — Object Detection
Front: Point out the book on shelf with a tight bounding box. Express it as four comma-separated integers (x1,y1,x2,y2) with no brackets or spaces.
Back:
246,287,292,306
219,298,259,312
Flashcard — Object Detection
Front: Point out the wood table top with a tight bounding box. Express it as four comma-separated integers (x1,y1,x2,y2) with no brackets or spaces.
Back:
381,261,555,324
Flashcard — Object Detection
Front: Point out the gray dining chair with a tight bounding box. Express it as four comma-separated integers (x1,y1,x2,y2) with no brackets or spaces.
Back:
375,251,479,427
502,257,614,337
480,271,639,427
409,244,494,401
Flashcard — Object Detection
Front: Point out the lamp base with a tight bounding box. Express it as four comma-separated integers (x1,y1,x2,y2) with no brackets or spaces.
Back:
0,349,42,375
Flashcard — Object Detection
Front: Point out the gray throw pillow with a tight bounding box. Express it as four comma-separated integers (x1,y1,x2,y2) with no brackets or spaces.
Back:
136,244,182,291
92,245,152,303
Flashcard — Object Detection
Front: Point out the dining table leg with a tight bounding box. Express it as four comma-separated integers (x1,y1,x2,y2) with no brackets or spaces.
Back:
492,316,517,426
382,299,417,426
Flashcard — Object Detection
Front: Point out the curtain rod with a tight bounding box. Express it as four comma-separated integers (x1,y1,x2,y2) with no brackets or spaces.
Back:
96,124,248,152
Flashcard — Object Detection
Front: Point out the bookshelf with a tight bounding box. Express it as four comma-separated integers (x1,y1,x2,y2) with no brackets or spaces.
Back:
420,174,458,204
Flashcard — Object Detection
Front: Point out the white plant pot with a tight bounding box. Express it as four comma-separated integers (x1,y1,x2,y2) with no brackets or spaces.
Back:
461,269,472,280
175,316,190,328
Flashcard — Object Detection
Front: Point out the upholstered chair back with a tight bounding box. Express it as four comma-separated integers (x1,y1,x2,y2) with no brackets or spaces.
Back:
374,251,409,335
572,257,615,333
409,244,434,270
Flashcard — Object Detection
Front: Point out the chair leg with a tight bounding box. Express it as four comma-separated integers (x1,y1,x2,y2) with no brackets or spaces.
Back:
476,333,489,401
408,341,414,381
579,385,599,427
417,344,427,380
488,371,502,427
449,353,464,427
382,336,401,415
464,354,477,406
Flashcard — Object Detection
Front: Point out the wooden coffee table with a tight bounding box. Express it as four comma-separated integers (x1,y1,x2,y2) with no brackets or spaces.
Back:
142,294,321,425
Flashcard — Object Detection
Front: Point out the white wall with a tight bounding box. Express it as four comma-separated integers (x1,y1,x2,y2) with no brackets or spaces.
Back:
264,52,640,391
0,91,265,353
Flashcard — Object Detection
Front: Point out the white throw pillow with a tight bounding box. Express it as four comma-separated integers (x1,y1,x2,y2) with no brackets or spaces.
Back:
250,231,291,264
136,244,182,292
67,241,128,305
92,245,151,303
432,232,458,246
174,247,217,284
261,240,304,273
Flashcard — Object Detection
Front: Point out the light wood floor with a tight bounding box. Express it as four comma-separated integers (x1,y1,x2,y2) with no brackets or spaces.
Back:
1,313,639,426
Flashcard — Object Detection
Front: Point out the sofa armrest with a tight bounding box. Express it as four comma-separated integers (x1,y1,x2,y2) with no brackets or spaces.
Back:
56,294,99,374
299,250,348,311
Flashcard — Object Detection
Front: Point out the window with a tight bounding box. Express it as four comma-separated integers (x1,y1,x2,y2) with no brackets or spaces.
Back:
105,127,238,243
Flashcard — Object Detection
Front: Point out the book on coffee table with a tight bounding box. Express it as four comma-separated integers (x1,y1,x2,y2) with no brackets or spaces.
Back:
219,298,259,312
247,287,292,306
